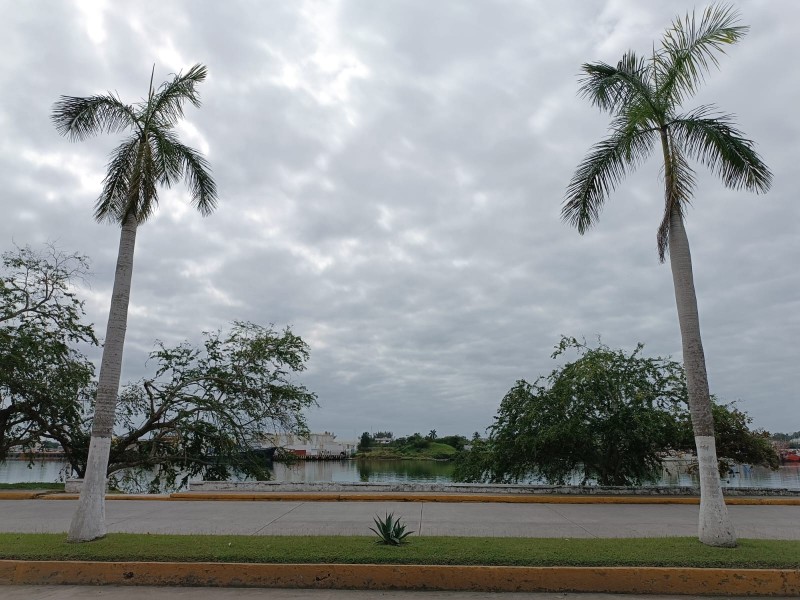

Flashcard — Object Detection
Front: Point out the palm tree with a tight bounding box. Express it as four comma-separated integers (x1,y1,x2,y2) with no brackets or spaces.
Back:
52,64,217,541
563,5,771,547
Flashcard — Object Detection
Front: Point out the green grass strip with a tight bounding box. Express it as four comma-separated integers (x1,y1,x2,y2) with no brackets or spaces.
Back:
0,534,797,569
0,483,65,490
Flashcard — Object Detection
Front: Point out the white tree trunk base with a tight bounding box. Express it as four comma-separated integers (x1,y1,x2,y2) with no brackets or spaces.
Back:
67,436,111,542
696,435,737,547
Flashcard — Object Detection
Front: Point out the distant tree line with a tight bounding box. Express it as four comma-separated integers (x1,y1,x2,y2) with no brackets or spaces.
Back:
772,431,800,447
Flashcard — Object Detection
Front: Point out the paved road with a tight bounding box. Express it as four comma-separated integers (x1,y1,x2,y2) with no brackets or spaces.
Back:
1,499,798,538
2,588,796,600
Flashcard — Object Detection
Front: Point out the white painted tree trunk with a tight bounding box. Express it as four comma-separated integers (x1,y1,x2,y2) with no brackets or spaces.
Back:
68,220,137,542
668,206,736,547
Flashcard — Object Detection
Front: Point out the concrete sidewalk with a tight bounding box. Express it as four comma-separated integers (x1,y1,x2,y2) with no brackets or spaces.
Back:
1,498,799,538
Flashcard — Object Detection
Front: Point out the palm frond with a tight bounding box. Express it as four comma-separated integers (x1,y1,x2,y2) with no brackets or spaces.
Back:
95,137,160,225
94,136,140,223
578,51,657,116
174,143,218,216
669,106,772,193
52,94,139,141
128,137,160,224
656,144,696,262
146,64,208,128
149,127,184,188
563,120,656,233
657,3,748,106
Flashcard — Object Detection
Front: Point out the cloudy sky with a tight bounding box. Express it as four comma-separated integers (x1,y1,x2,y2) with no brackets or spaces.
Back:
1,0,797,440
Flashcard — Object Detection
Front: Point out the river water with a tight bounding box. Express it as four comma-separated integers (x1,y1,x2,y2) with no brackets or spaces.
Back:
2,458,800,491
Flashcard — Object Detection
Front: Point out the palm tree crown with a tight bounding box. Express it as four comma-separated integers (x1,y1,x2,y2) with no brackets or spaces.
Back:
562,4,771,259
52,64,217,225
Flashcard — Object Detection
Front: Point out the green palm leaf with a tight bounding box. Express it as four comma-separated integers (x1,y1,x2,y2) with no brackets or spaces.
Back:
670,107,772,193
52,94,138,142
146,64,208,127
563,120,656,233
579,51,656,116
94,135,140,223
174,143,218,216
657,4,748,107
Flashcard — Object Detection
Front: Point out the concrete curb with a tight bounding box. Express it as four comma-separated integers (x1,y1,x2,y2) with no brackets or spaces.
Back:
20,492,800,505
0,492,43,500
190,480,800,497
0,560,798,595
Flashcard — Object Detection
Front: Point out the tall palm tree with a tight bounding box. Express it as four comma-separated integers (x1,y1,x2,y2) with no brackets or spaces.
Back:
563,5,771,547
52,64,217,542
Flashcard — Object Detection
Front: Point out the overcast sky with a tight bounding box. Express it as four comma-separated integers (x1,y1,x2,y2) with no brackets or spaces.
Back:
1,0,797,440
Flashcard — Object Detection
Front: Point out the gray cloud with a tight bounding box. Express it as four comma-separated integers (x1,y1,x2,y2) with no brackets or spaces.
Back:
1,0,797,440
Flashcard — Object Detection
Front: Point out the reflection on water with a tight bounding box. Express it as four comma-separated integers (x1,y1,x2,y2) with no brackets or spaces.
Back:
659,462,800,490
2,458,799,491
269,459,456,484
0,459,72,484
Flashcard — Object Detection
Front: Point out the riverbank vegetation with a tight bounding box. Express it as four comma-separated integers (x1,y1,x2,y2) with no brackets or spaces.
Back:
357,431,467,460
0,533,797,569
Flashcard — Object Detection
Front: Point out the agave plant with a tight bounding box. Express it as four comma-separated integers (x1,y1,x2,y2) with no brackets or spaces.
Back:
369,512,414,545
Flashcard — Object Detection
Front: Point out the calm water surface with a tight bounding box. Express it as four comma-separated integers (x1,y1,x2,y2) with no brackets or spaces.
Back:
2,458,799,491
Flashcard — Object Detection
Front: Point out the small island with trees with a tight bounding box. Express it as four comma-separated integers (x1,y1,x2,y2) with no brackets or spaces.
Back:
357,431,470,460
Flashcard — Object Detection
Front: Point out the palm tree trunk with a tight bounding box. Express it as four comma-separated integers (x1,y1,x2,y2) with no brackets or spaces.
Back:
68,220,137,542
667,205,736,547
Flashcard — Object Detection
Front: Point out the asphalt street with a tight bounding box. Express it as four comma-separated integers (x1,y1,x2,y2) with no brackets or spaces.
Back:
1,499,798,538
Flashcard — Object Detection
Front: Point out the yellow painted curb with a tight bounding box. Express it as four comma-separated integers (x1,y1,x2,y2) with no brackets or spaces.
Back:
0,561,797,595
167,492,800,505
728,497,800,506
38,494,171,501
0,492,42,500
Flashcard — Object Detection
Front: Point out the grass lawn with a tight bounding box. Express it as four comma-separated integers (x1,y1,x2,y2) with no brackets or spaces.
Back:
0,534,797,569
0,482,65,490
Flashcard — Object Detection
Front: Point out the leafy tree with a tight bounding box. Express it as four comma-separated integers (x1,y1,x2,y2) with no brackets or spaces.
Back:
52,64,217,541
562,4,771,546
358,432,373,451
454,337,778,488
53,322,317,492
406,433,429,451
677,402,779,473
437,435,468,451
454,338,686,486
0,245,96,461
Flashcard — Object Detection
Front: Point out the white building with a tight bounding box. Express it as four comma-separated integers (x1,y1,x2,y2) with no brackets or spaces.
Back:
258,431,357,457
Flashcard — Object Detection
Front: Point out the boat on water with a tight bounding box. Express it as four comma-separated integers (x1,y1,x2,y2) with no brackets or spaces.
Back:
779,450,800,463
